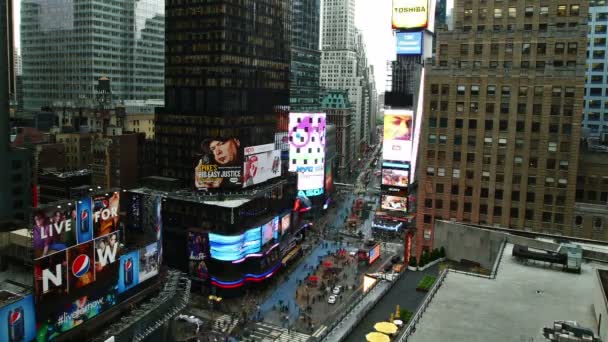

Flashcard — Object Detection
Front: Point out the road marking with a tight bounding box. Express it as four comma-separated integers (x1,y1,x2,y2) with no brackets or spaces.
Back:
312,325,327,337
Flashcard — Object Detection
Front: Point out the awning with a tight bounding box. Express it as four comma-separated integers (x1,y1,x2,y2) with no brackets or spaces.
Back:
281,246,302,265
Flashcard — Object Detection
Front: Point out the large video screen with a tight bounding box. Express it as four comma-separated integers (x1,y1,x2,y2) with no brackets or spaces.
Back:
33,203,77,260
382,168,410,188
33,192,163,341
243,144,281,188
288,113,326,173
0,294,37,342
209,227,262,261
396,31,423,55
325,162,334,193
297,169,324,192
188,231,209,261
194,137,243,190
381,195,408,212
383,110,413,162
369,244,381,265
392,0,428,30
280,213,291,235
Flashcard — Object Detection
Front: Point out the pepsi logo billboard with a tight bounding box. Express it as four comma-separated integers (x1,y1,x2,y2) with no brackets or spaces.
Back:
92,192,121,238
67,241,95,291
0,294,36,342
33,204,78,260
118,250,140,294
71,254,91,277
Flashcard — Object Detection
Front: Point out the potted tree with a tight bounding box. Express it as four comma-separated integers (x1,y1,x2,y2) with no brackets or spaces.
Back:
408,256,418,271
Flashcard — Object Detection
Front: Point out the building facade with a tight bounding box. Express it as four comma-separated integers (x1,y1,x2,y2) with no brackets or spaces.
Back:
290,0,321,110
321,90,354,179
157,0,291,183
21,0,165,110
583,4,608,136
416,0,588,255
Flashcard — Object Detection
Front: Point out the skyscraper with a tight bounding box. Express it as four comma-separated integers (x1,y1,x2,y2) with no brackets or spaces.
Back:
416,1,588,254
21,0,165,110
320,0,363,160
157,0,291,183
583,2,608,136
290,0,321,110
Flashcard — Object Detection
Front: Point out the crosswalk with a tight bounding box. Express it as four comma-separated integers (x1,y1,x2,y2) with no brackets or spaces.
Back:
246,321,312,342
212,314,239,333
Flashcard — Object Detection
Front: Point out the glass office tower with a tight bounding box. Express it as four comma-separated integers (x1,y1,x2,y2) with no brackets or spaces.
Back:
21,0,164,110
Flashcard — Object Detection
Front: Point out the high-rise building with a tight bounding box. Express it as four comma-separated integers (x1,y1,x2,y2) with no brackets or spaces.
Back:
321,90,354,178
320,0,364,159
157,0,291,183
20,0,165,110
583,3,608,136
416,0,588,254
290,0,321,110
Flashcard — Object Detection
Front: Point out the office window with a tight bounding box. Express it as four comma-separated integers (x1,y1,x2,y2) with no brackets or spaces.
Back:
487,85,496,96
494,8,503,18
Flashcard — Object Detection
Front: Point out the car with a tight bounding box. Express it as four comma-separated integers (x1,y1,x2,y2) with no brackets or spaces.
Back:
328,295,337,304
332,286,341,295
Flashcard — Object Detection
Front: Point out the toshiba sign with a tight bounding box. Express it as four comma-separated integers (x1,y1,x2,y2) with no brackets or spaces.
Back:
392,0,428,30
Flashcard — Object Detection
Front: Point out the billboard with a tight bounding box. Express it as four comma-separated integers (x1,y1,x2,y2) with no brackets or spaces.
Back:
139,242,160,283
325,162,334,193
369,244,381,264
93,231,121,282
243,147,281,188
280,213,291,235
76,197,93,244
0,294,36,342
288,113,326,172
381,168,410,188
118,250,140,294
209,227,262,261
297,169,324,193
67,241,96,291
392,0,428,30
195,137,243,189
92,193,120,238
262,217,279,246
381,195,408,212
383,110,413,162
33,204,77,260
187,231,209,261
396,31,423,55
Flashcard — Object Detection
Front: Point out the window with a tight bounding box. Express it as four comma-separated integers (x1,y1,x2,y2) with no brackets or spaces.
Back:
486,103,495,114
540,6,549,16
425,199,433,208
474,44,483,55
522,43,531,54
542,212,552,223
501,86,511,96
567,42,577,54
570,4,579,16
427,167,435,176
548,142,557,152
554,43,565,54
438,168,446,176
478,8,487,19
482,171,490,181
471,85,480,96
527,192,535,203
436,183,444,193
460,44,469,55
453,169,460,178
487,85,496,96
525,7,534,17
457,85,466,95
493,206,502,216
469,119,477,129
508,7,516,18
485,120,494,130
544,194,553,205
424,215,432,224
494,8,503,18
455,119,464,128
428,134,437,143
557,5,567,16
575,215,583,226
559,160,569,170
512,191,520,201
439,135,447,144
451,185,459,195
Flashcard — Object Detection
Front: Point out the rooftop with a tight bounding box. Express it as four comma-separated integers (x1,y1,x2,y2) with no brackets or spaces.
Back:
409,243,606,342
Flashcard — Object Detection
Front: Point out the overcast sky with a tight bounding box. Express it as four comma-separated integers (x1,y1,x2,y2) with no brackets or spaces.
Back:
13,0,452,92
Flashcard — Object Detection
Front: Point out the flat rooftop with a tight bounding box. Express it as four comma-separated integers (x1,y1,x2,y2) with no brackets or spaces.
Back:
410,243,605,342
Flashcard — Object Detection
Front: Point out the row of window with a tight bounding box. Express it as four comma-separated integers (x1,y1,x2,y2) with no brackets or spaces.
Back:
425,166,569,186
431,84,576,98
464,5,579,20
459,42,578,56
428,134,571,152
429,118,573,135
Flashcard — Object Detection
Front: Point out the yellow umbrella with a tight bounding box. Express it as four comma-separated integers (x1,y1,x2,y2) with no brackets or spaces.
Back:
374,321,399,335
366,332,390,342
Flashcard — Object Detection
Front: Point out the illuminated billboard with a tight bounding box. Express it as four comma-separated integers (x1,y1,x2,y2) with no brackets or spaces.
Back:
381,195,408,212
139,242,160,283
382,168,410,188
76,197,93,243
262,216,279,245
363,275,378,293
93,231,121,282
325,162,334,193
92,192,120,238
67,241,96,291
209,227,262,261
188,231,209,261
0,294,36,342
243,145,281,188
288,113,326,172
280,213,291,235
369,244,381,264
383,110,413,162
396,31,423,55
195,137,243,190
33,204,77,260
297,170,324,193
392,0,428,30
118,250,140,294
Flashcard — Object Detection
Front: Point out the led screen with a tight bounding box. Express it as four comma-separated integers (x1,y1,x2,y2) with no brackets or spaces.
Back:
369,244,381,264
93,231,121,282
288,113,326,172
76,197,93,244
187,231,209,261
262,217,279,245
117,250,140,294
0,294,36,342
209,227,262,261
382,168,410,188
280,213,291,235
92,192,120,238
325,163,333,193
381,195,408,212
392,0,428,30
194,137,243,189
383,110,413,162
396,31,423,55
363,275,377,293
33,204,77,260
243,146,281,188
139,242,160,283
297,169,325,192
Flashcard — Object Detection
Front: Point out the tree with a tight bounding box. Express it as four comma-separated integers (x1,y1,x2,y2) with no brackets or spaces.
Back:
439,246,446,258
409,256,418,267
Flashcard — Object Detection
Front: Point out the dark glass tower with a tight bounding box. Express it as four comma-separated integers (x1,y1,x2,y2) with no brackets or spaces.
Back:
157,0,291,182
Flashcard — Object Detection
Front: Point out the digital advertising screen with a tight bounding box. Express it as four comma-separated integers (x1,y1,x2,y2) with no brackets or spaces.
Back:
392,0,428,30
189,259,209,281
288,113,326,172
280,213,291,235
383,110,413,162
67,241,96,291
139,242,160,283
262,217,279,245
33,204,77,260
369,244,381,264
34,252,67,303
396,31,423,55
297,170,324,192
93,231,121,282
0,294,36,342
194,137,243,190
36,288,117,341
76,197,93,244
382,168,410,188
243,147,281,188
188,231,209,261
92,192,120,238
363,275,378,293
118,251,140,294
381,195,409,212
325,163,334,193
209,227,262,261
